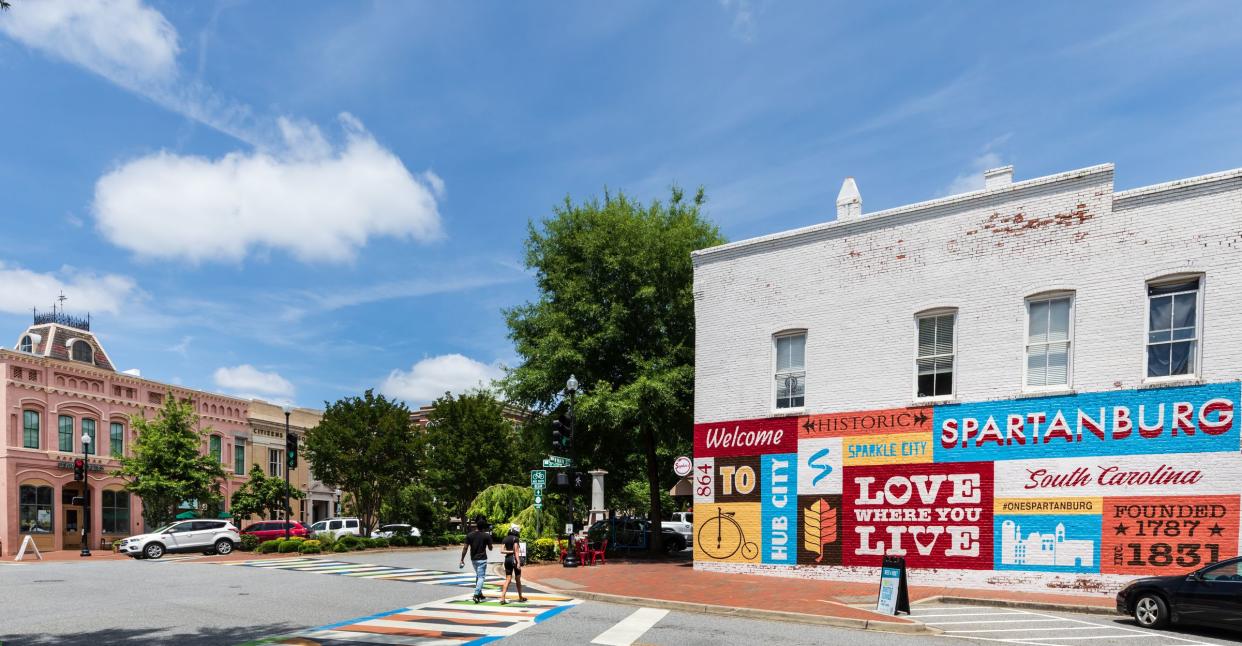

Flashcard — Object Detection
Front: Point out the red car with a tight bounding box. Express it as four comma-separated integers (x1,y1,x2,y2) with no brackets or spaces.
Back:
240,520,308,540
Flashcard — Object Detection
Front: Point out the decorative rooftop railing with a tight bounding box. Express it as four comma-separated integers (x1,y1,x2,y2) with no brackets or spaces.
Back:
33,309,91,331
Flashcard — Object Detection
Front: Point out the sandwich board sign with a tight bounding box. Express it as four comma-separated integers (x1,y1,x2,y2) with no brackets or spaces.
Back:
875,555,910,615
14,534,43,561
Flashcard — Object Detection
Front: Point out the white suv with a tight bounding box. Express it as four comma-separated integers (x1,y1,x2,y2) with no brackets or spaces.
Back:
309,517,361,539
118,520,240,560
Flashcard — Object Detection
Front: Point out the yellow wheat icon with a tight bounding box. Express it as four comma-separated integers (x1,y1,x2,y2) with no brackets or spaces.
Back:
803,498,838,563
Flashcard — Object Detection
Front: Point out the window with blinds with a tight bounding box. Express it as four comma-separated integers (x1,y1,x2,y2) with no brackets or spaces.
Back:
1026,296,1072,388
1147,277,1200,378
774,332,806,409
916,313,955,398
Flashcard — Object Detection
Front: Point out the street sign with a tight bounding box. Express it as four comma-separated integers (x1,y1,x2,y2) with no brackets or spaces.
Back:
530,469,547,488
673,456,692,477
533,493,543,510
542,455,572,468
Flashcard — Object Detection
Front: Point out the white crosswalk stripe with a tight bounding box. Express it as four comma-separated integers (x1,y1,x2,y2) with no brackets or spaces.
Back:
223,557,505,589
590,607,669,645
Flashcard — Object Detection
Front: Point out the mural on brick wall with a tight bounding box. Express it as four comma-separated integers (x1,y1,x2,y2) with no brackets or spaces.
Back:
693,382,1242,583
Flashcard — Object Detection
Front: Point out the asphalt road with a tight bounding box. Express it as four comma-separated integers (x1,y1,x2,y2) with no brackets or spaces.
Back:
1,551,1237,646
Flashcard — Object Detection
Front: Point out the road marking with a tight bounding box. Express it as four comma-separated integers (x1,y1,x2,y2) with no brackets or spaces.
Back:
224,557,504,589
590,608,669,646
919,605,1217,646
928,619,1070,625
917,612,1034,617
254,590,580,645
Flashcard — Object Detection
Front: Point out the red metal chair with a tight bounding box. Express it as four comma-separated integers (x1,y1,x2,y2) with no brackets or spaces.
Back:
588,538,608,565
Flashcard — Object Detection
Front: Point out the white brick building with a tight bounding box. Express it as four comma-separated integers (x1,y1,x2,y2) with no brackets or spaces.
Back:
690,163,1242,595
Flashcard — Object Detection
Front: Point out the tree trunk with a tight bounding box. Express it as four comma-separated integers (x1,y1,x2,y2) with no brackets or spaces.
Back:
643,425,664,555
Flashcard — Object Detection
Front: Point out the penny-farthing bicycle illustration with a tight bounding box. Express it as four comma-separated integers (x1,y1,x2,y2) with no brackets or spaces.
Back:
698,507,759,560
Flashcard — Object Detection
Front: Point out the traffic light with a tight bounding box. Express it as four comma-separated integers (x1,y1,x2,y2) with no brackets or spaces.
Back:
551,413,573,450
73,458,85,481
286,433,298,470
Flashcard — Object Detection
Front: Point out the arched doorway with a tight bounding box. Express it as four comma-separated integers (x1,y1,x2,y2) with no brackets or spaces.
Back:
61,482,89,550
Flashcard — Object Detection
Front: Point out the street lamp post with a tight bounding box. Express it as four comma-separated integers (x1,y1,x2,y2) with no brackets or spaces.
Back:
283,406,293,541
80,432,92,557
562,374,579,568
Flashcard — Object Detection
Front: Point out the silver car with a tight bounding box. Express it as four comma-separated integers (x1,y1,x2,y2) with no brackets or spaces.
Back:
118,519,240,560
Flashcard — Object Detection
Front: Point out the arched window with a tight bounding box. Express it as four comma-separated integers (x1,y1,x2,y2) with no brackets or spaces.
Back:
19,484,54,534
209,435,222,463
19,335,32,353
102,490,130,534
71,340,93,363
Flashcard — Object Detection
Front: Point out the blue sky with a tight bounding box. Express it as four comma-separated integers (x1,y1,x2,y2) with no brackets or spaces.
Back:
1,1,1240,408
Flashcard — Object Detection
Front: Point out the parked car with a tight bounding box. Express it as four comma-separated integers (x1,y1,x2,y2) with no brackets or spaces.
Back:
240,520,308,541
1116,556,1242,630
374,523,421,539
662,511,693,547
308,517,362,539
587,517,687,554
118,519,240,560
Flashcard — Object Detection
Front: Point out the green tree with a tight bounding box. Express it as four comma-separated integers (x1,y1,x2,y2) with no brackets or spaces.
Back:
422,390,523,523
303,390,420,536
229,465,305,523
465,484,533,527
381,482,449,537
503,187,724,552
114,393,229,529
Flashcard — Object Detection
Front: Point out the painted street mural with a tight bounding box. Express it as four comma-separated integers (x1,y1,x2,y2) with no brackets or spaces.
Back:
693,382,1242,587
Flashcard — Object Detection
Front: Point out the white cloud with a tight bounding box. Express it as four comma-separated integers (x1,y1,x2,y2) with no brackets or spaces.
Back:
719,0,756,42
0,0,179,87
92,113,444,264
942,151,1003,196
380,354,504,404
0,262,138,315
213,364,295,399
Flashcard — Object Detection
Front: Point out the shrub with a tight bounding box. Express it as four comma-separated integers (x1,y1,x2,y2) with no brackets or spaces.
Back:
466,484,534,528
531,538,557,562
372,537,389,548
299,540,322,554
240,534,261,552
352,542,366,551
509,506,561,541
338,534,360,548
332,543,349,553
447,533,466,545
288,536,306,543
278,539,301,553
316,532,337,549
257,540,282,554
389,535,407,547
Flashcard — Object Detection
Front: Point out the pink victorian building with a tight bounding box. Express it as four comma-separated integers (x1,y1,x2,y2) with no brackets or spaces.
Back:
1,310,253,556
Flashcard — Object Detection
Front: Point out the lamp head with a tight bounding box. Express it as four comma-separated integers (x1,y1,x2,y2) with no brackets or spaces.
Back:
81,432,91,445
566,374,578,393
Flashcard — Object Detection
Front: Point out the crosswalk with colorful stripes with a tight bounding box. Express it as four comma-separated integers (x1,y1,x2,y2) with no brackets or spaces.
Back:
224,556,505,589
248,590,581,645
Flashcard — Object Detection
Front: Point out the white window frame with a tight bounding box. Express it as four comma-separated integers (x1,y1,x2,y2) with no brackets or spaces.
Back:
19,335,32,353
913,309,957,402
772,330,806,412
268,448,282,478
1023,292,1075,393
1144,274,1204,383
67,338,93,364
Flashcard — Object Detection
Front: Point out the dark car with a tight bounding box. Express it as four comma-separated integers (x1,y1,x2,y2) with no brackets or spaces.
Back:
587,517,687,554
1116,556,1242,630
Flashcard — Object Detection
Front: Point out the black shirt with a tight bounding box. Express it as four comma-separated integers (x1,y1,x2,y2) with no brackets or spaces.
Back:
466,529,492,561
503,535,519,563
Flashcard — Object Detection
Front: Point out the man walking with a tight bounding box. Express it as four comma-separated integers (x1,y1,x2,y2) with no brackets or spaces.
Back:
499,524,528,605
459,517,493,603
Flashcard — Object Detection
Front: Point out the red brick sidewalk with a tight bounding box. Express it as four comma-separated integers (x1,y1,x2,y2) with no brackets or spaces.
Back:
522,559,1115,627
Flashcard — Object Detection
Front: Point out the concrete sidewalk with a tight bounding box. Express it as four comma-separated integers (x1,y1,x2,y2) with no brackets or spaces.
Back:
522,559,1117,633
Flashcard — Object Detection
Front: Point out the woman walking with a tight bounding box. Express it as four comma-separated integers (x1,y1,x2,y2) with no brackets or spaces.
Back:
499,524,528,605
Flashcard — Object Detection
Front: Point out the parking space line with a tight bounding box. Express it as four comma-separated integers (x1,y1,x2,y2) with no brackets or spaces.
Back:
1010,636,1159,642
945,627,1118,634
928,619,1070,626
917,612,1034,618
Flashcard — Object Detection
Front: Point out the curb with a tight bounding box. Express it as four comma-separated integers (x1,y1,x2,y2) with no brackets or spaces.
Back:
919,595,1120,617
528,581,938,635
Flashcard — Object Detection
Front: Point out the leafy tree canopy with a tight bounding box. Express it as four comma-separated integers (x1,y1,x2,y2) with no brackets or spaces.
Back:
381,482,449,537
503,187,724,550
114,393,229,528
422,390,523,522
304,389,419,536
229,465,305,524
466,484,533,527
